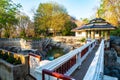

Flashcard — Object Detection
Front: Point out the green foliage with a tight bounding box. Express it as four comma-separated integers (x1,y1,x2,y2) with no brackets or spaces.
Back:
34,2,69,36
17,14,31,38
61,21,77,36
4,30,10,38
0,0,21,38
14,57,21,65
0,50,2,58
2,52,9,60
98,0,120,27
6,55,15,64
80,18,89,24
111,27,120,36
0,51,21,65
20,30,26,38
0,53,2,58
80,38,86,42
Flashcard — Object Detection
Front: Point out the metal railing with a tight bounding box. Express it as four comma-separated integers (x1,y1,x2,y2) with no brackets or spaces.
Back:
83,39,104,80
35,40,96,80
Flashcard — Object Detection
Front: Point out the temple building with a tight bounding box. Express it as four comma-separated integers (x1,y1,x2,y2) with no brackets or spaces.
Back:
72,18,116,48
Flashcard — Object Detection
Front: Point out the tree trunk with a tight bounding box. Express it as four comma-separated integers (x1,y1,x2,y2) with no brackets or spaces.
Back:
53,30,56,36
0,30,1,38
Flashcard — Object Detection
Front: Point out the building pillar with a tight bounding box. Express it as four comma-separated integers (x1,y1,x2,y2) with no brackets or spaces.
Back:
90,30,91,39
99,31,101,39
104,30,110,49
91,30,95,39
88,31,90,38
107,30,110,40
105,30,108,40
93,31,95,39
86,30,88,39
101,31,104,39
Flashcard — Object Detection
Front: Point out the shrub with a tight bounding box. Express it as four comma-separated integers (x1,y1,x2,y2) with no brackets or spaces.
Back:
14,57,21,65
0,53,2,58
0,50,2,53
6,55,15,64
111,27,120,36
0,50,2,58
2,52,9,60
80,38,86,42
0,51,21,65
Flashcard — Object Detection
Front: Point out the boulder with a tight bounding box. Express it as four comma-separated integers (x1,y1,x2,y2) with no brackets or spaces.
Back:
113,45,120,56
104,49,117,66
104,67,110,75
104,48,120,80
110,36,120,56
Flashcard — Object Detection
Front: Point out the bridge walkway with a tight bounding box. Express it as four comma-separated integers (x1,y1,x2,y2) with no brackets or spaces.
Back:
71,45,99,80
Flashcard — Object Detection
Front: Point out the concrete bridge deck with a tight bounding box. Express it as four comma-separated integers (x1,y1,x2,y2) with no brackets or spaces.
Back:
71,45,99,80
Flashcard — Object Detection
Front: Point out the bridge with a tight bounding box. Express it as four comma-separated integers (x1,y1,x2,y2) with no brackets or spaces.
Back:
29,39,117,80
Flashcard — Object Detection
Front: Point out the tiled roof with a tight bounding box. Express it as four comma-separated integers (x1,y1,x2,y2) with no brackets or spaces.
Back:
72,18,116,31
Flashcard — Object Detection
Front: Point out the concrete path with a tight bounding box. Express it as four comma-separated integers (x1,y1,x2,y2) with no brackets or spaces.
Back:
71,45,99,80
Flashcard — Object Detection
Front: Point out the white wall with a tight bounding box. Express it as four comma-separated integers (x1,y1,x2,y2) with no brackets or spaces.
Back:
75,31,86,38
75,31,100,39
95,34,99,39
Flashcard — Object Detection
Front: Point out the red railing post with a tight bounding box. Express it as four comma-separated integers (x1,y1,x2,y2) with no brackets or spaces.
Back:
42,70,45,80
81,46,88,57
53,55,76,74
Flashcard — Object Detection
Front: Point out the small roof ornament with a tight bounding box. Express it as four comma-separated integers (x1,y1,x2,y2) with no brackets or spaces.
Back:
96,10,99,18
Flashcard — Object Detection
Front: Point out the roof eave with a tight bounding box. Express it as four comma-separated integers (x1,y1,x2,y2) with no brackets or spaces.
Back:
72,28,116,31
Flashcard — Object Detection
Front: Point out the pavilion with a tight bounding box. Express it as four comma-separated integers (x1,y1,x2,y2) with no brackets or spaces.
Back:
72,18,116,48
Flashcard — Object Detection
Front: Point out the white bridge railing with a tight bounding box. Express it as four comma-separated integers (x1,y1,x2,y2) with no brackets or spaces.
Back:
34,40,96,80
83,39,104,80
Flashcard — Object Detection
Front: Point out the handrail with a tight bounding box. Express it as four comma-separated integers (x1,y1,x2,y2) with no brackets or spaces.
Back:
83,39,104,80
42,69,74,80
35,40,96,77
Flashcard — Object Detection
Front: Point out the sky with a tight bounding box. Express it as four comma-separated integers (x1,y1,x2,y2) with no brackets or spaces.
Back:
13,0,100,20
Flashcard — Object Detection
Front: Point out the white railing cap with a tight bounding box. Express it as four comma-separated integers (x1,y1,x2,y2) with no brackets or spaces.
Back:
83,39,104,80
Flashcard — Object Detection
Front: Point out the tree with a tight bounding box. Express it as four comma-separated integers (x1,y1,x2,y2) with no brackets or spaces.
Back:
98,0,120,36
16,13,31,38
61,20,77,36
80,18,89,24
34,2,69,37
98,0,120,26
26,21,35,37
0,0,21,38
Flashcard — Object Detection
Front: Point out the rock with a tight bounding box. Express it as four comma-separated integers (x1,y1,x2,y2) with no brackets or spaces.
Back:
110,69,120,78
105,49,117,66
104,67,110,75
112,44,120,56
104,66,120,79
110,36,120,56
104,47,120,80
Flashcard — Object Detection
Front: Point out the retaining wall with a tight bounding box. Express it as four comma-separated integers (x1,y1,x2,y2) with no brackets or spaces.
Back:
0,51,29,80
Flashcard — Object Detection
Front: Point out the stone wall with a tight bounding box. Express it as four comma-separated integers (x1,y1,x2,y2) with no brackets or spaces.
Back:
0,38,51,50
0,38,21,48
52,36,83,43
52,36,85,48
0,37,84,50
0,53,29,80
